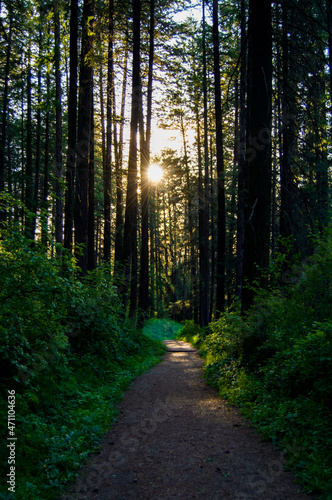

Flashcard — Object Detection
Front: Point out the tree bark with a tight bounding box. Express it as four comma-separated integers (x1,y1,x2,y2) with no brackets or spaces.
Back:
199,0,210,327
104,0,114,262
64,0,78,251
327,0,332,107
122,0,141,316
213,0,226,318
114,29,129,266
138,0,155,325
0,9,13,225
25,41,34,239
236,0,247,300
74,0,94,275
193,49,202,325
241,0,272,313
279,0,296,243
55,1,63,251
182,116,195,320
42,67,51,246
88,86,95,271
32,27,42,240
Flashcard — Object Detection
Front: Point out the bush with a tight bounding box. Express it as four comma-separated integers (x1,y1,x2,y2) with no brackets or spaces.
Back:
262,322,332,405
0,224,71,391
196,230,332,497
65,266,125,360
0,213,166,499
168,300,192,322
176,320,206,348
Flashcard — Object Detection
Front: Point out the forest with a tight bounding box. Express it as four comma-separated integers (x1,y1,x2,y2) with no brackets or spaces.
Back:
0,0,332,498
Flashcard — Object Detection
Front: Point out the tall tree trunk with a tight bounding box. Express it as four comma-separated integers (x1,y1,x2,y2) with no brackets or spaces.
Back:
99,63,106,185
150,187,156,313
64,0,78,250
42,67,51,246
104,0,114,262
209,135,216,321
32,27,42,240
193,49,202,324
0,9,13,224
314,66,329,230
271,110,278,256
138,103,149,322
88,87,95,271
213,0,226,318
55,1,63,250
241,0,272,312
327,0,332,107
181,115,195,319
114,28,129,266
228,77,238,304
122,0,141,316
129,222,138,318
236,0,247,299
156,192,162,313
199,0,210,327
279,0,295,243
25,41,34,239
138,0,155,325
20,79,25,223
74,0,94,275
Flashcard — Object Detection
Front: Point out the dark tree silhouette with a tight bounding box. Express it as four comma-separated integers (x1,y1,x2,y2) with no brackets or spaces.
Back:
241,0,272,312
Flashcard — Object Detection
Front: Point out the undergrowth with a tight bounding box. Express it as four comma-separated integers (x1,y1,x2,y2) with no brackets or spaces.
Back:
177,232,332,499
0,211,166,500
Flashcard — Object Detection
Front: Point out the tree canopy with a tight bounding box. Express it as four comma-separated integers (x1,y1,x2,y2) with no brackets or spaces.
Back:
1,0,331,320
1,0,332,495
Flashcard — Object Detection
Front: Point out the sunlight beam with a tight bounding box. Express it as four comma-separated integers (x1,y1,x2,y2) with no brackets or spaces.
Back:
148,163,163,183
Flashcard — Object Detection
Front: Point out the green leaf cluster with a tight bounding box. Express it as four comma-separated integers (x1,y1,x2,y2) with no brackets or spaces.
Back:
0,215,166,499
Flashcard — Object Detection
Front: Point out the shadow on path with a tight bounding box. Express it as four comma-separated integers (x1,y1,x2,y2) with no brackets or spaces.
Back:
163,340,197,352
61,341,312,500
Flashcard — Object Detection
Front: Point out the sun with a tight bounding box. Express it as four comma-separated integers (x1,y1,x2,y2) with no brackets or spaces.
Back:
148,163,163,183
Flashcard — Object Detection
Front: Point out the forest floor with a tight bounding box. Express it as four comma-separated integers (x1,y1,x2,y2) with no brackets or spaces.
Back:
60,340,313,500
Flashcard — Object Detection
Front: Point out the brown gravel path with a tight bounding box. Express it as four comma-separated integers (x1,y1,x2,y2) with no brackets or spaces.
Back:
61,340,311,500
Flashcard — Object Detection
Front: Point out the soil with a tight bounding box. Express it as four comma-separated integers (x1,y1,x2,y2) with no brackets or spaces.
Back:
60,340,312,500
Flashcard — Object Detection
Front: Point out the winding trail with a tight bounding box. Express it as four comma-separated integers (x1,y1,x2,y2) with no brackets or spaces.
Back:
61,340,311,500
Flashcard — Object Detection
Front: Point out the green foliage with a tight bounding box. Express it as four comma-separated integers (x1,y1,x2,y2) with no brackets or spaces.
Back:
176,320,207,348
0,216,166,499
0,221,71,389
65,267,125,359
168,300,192,323
187,231,332,498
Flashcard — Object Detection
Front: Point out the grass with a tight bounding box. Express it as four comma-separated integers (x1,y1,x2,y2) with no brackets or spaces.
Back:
0,330,166,500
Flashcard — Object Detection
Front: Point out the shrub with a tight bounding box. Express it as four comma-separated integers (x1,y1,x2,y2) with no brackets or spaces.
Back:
263,322,332,405
65,266,125,360
197,229,332,496
168,300,192,322
176,320,205,348
0,211,166,499
0,223,71,391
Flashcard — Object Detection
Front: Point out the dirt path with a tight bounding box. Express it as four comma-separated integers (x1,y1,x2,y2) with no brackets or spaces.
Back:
61,341,311,500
